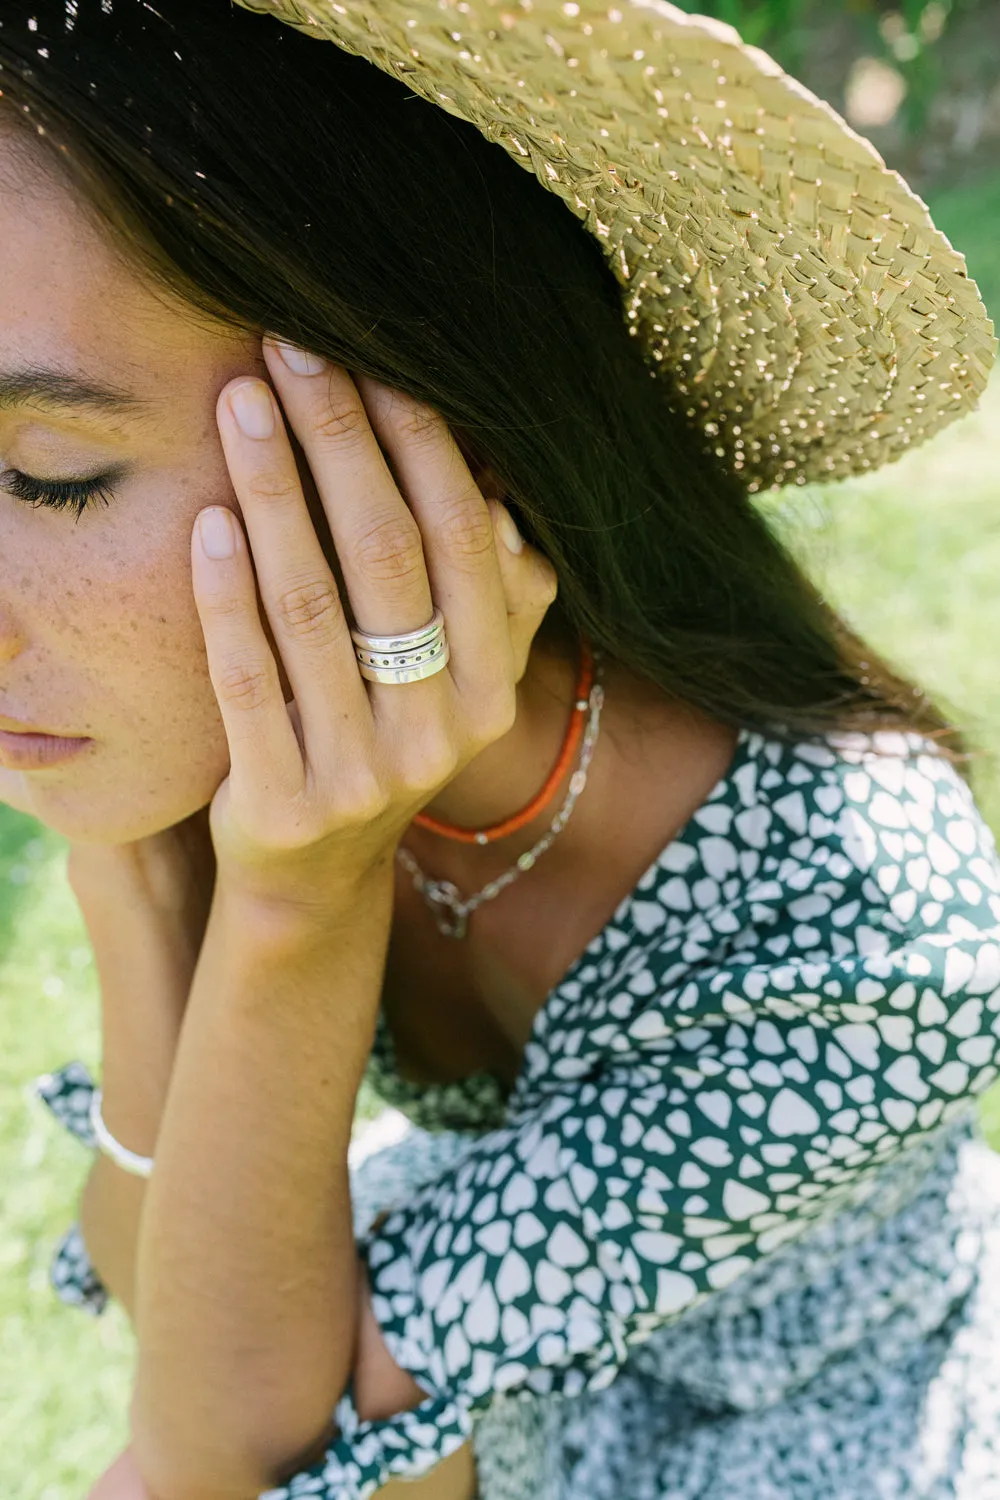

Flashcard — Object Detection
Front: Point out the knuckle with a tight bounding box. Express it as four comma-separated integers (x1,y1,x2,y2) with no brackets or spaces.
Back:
385,398,443,448
437,493,494,562
462,682,517,747
475,697,518,747
335,772,389,824
353,513,425,583
274,793,325,850
313,396,371,450
356,780,392,821
402,730,460,789
275,578,342,639
215,658,273,710
245,469,301,506
204,590,247,621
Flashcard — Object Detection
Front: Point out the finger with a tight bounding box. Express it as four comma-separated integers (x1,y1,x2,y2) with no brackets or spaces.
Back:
261,344,438,649
351,375,511,702
191,505,305,803
216,376,372,752
487,500,560,683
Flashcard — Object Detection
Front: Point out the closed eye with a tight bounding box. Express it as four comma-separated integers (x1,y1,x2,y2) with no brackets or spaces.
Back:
1,468,123,521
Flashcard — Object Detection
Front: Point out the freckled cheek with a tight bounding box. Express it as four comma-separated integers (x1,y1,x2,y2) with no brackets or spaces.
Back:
57,481,228,720
125,495,226,680
115,481,299,714
82,450,309,723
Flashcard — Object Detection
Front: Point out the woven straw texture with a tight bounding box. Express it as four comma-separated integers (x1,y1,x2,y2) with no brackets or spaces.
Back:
234,0,997,492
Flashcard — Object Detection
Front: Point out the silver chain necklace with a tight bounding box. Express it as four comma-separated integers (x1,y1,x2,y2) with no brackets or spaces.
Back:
394,650,606,939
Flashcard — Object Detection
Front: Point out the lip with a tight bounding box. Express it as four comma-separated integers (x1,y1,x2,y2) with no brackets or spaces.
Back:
0,729,93,770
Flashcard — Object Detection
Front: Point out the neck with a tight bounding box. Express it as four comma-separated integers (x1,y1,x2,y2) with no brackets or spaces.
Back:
399,635,595,882
397,642,742,911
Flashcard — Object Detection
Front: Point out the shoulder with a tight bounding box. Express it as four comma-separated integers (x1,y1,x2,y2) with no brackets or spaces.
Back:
760,727,1000,926
601,724,1000,1026
623,725,999,939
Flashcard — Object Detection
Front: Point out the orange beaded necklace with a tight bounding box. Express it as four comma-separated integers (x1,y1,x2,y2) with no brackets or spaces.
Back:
411,636,596,845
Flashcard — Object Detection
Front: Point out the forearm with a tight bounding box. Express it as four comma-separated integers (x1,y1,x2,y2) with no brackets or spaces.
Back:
130,873,396,1500
76,888,201,1326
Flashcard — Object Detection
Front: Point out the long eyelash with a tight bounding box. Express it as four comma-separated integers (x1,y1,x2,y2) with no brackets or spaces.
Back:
2,470,119,522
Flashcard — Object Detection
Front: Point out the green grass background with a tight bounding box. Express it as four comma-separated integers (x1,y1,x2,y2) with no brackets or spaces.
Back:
3,172,1000,1497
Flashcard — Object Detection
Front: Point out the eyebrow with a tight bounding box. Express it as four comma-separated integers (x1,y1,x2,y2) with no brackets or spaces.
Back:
0,367,155,420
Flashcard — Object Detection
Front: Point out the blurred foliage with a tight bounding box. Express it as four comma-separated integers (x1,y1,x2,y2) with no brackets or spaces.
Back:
673,0,984,136
928,163,1000,318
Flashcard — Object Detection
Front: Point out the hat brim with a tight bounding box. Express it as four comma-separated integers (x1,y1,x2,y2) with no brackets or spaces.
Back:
236,0,997,491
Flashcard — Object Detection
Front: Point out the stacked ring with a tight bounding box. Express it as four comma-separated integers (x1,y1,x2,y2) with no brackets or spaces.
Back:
350,606,450,685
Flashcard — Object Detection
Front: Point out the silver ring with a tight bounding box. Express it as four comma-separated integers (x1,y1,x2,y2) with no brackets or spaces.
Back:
354,635,445,668
350,607,445,654
351,607,449,685
357,639,450,685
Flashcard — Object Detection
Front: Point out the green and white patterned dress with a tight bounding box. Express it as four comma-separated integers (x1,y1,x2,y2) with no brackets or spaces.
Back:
33,725,1000,1498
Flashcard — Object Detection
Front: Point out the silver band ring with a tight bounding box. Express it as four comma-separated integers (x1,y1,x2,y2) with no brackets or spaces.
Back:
351,607,450,686
356,639,450,685
349,607,445,654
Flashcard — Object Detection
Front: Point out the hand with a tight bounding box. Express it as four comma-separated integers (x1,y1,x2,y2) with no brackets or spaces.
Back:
67,804,216,937
191,340,558,914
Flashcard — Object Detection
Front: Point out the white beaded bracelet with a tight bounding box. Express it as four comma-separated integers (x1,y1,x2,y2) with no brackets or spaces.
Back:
89,1087,155,1178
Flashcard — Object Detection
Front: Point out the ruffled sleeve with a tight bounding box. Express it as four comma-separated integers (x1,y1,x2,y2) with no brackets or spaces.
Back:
30,1061,110,1317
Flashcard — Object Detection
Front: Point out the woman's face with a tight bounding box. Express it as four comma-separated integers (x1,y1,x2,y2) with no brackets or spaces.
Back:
0,125,298,844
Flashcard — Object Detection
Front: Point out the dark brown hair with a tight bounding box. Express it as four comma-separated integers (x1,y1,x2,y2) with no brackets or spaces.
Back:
0,0,973,768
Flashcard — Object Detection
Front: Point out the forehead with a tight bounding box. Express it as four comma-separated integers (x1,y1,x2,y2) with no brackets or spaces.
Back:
0,116,241,399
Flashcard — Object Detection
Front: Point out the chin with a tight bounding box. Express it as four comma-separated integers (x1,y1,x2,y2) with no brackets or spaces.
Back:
1,771,217,846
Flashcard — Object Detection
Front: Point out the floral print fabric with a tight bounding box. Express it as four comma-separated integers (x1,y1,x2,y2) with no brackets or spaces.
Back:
32,726,1000,1498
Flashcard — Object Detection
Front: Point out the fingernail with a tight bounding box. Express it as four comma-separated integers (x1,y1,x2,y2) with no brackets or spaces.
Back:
275,342,328,376
199,508,236,560
228,381,276,439
496,504,524,554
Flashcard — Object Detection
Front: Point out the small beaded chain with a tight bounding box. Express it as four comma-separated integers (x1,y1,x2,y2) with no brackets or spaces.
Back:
394,649,606,939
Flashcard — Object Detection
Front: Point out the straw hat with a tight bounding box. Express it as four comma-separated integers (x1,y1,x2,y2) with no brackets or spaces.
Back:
235,0,996,492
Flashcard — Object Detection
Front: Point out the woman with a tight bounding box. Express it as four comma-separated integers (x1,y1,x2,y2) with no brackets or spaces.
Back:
9,1,1000,1497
